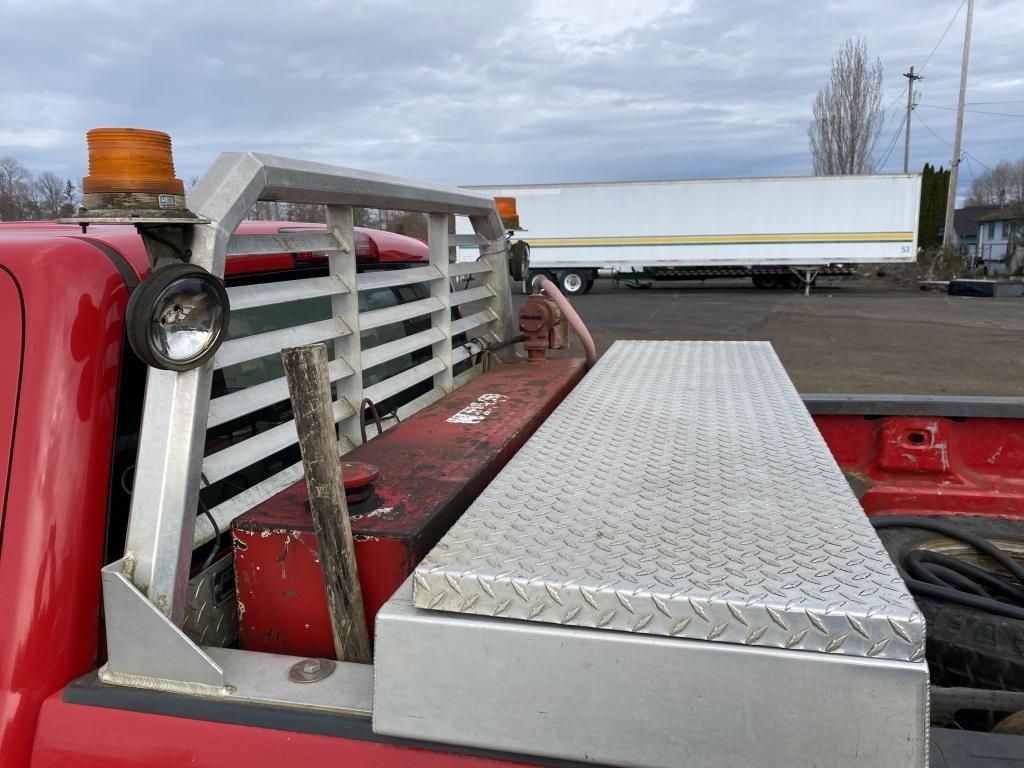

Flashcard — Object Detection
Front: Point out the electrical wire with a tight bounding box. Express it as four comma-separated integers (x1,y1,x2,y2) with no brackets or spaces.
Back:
871,516,1024,621
199,497,222,571
877,111,908,170
918,0,966,76
914,111,956,149
918,104,1024,119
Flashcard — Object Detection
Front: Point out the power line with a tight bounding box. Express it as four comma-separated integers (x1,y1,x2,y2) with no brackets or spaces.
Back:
967,100,1024,105
917,104,1024,119
962,149,993,172
919,0,966,76
915,111,955,149
879,112,908,169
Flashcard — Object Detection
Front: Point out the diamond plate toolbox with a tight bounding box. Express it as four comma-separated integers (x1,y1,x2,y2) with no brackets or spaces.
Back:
413,340,925,661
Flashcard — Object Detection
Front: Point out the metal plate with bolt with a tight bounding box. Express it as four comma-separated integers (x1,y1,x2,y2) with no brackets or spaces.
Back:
412,340,924,661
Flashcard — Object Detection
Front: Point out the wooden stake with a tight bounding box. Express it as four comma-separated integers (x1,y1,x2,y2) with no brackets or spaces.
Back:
281,343,371,663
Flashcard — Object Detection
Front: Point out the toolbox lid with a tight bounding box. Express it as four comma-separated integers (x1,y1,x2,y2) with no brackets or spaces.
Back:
412,340,924,661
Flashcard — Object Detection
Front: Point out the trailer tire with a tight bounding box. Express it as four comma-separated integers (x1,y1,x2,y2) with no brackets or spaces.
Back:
753,274,780,289
525,269,553,294
557,270,588,296
583,277,595,294
876,515,1024,692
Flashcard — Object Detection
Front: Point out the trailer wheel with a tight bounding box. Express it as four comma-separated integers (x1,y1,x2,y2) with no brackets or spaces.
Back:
583,277,595,294
876,515,1024,692
557,270,588,296
525,269,553,294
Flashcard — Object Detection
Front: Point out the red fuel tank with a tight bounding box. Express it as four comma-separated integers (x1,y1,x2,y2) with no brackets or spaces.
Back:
232,358,586,658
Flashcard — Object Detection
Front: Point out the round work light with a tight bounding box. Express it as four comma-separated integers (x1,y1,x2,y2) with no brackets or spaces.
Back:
126,263,230,371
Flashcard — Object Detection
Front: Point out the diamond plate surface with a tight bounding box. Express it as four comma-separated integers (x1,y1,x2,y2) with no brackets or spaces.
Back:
183,555,238,648
413,340,925,661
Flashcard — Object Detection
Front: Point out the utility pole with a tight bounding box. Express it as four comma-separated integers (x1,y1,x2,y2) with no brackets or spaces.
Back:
942,0,974,251
902,66,920,174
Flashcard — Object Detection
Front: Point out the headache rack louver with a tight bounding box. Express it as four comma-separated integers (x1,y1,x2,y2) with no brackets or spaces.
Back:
101,151,514,692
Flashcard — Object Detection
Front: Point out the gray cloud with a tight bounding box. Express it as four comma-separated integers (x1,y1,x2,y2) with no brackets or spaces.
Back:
1,0,1021,199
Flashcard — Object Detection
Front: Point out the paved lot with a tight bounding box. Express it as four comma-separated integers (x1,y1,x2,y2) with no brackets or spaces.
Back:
512,277,1024,395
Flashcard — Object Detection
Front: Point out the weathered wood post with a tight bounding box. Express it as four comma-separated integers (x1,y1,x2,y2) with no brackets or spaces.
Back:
281,342,372,663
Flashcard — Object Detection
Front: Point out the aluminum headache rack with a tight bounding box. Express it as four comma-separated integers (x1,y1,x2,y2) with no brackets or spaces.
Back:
100,153,513,690
374,341,929,768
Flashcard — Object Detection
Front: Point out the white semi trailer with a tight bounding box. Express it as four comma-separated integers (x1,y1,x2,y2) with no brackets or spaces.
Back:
458,174,921,294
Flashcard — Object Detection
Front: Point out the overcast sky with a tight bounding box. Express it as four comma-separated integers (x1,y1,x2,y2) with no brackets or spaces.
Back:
1,0,1021,198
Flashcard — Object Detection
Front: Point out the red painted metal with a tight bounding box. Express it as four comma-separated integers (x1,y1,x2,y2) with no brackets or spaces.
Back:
0,235,132,767
30,693,531,768
518,294,568,361
0,220,430,767
341,461,380,503
813,413,1024,519
232,358,587,658
231,221,429,270
0,268,23,536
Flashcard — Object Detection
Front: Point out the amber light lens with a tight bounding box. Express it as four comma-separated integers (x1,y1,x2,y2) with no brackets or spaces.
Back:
494,196,518,219
82,127,185,195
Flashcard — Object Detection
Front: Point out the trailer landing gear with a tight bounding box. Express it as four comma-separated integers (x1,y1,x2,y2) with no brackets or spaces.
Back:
791,267,819,296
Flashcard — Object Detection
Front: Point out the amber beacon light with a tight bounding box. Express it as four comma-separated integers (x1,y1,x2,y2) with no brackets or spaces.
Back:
82,128,185,196
61,127,226,371
62,127,205,225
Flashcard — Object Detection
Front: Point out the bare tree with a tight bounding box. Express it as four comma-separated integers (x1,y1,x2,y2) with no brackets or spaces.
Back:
808,38,884,175
964,158,1024,206
0,156,32,220
35,172,67,219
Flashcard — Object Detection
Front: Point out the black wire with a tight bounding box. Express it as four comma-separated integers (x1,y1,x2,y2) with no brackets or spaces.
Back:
360,397,384,444
123,461,222,571
199,496,222,571
871,516,1024,621
918,0,966,76
878,111,908,170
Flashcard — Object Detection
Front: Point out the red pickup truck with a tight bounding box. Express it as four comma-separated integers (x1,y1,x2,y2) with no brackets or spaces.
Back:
1,133,1023,768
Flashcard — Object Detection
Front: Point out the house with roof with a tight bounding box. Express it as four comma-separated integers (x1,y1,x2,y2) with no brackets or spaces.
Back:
976,206,1023,275
941,204,1000,256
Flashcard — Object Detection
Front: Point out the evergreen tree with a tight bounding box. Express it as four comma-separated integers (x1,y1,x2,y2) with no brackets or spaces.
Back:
917,163,949,248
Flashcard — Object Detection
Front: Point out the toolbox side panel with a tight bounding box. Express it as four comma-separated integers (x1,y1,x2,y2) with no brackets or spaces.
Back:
374,586,929,768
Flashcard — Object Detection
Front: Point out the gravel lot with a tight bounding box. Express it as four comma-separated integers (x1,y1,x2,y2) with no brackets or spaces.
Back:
512,276,1024,396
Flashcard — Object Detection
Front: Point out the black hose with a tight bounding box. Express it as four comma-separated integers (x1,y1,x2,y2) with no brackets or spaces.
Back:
871,516,1024,621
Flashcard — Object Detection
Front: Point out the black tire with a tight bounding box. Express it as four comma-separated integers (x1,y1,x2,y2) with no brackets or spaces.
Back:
583,277,595,294
508,240,530,282
876,515,1024,691
752,275,773,289
557,269,588,296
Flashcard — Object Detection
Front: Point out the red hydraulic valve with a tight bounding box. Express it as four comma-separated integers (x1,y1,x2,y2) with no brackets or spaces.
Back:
518,294,568,361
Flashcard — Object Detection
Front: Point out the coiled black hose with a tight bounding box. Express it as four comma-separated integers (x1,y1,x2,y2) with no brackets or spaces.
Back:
871,516,1024,621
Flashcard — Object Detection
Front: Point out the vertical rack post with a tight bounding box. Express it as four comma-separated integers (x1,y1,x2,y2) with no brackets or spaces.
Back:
428,212,453,392
327,204,362,448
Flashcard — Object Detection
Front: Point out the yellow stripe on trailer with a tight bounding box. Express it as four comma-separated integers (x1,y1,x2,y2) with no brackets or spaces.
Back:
525,232,915,247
